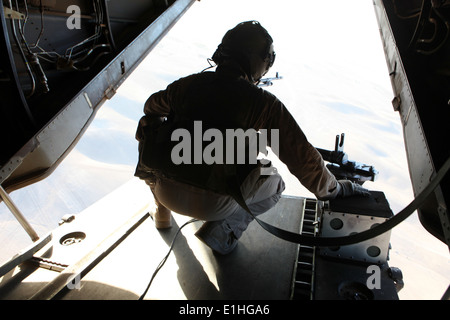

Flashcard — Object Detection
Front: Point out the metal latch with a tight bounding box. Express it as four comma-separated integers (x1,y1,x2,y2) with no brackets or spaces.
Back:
3,6,25,20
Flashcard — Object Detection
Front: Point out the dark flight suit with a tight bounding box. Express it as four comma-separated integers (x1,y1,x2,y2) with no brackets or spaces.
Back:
135,60,341,254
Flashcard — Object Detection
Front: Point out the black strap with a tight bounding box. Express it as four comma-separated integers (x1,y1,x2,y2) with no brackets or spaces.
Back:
227,156,450,247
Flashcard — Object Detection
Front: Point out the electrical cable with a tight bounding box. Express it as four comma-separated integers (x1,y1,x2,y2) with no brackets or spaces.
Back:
8,0,36,97
29,0,44,49
12,0,112,96
392,0,422,19
65,0,104,60
138,218,199,300
200,58,216,73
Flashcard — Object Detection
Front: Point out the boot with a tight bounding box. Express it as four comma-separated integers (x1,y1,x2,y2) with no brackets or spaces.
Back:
195,220,238,255
151,204,172,229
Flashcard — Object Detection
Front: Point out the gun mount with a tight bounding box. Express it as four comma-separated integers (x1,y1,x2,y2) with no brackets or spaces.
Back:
317,133,378,185
258,72,283,87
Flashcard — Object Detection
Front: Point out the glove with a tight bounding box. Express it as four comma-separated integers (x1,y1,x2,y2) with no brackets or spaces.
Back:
337,180,370,198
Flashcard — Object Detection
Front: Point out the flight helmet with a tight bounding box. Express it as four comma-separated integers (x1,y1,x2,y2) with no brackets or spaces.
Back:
212,21,275,83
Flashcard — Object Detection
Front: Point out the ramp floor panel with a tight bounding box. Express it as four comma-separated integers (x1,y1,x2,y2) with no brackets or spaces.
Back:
60,195,305,300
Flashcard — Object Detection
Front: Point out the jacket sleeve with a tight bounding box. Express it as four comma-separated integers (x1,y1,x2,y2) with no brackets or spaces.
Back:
143,88,172,117
260,93,340,200
136,81,177,142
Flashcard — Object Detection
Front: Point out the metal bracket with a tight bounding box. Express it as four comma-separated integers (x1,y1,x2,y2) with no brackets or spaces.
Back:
335,133,345,152
3,6,25,20
0,233,52,278
0,184,39,242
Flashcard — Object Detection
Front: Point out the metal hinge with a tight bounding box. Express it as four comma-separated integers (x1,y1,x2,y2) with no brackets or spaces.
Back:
3,6,25,20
